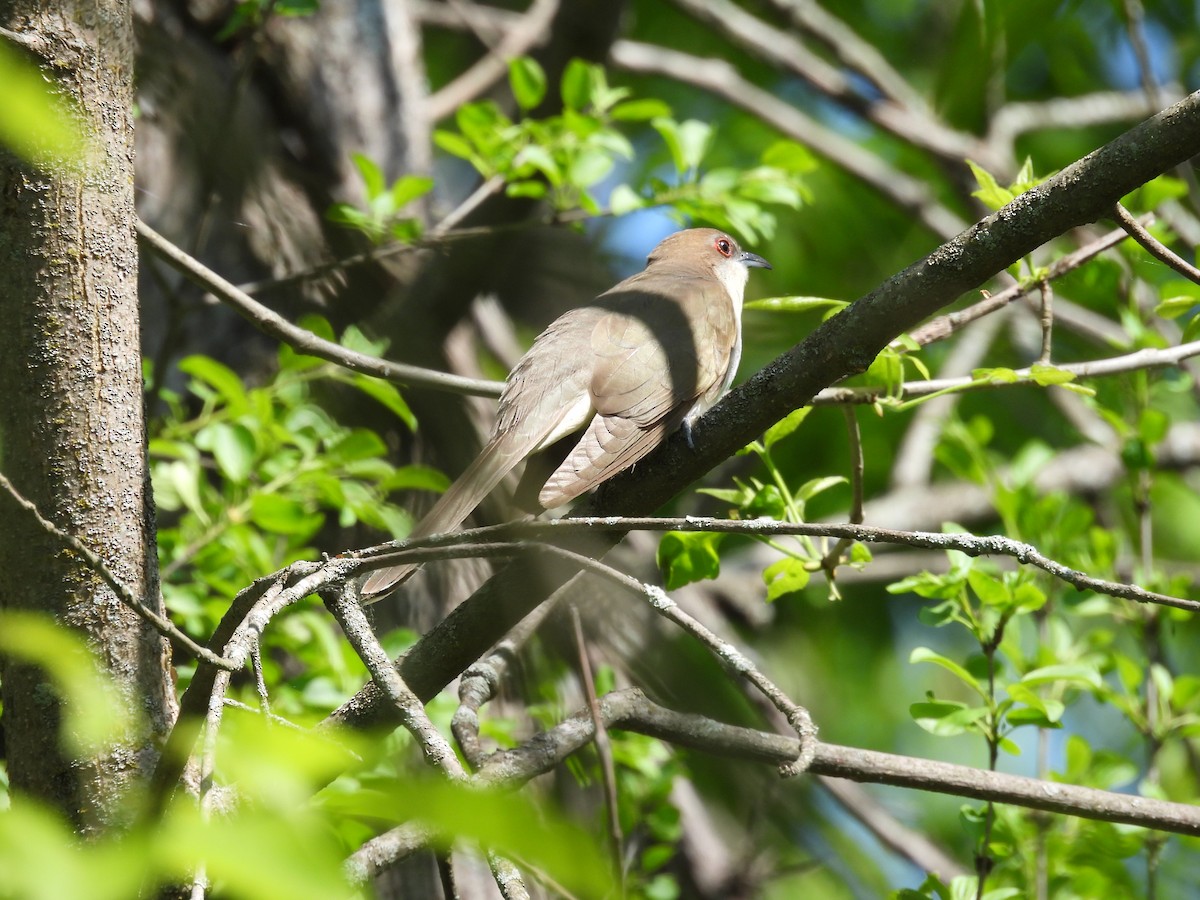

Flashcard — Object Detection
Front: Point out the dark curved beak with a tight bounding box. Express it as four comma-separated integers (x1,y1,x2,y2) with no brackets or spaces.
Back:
740,250,772,269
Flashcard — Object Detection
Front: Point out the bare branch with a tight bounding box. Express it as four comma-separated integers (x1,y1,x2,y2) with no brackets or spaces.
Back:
814,337,1200,407
989,91,1168,151
764,0,928,112
324,582,466,777
478,688,1200,836
352,516,1197,613
609,40,967,238
1113,202,1200,285
135,219,503,399
237,175,506,297
668,0,1002,173
570,607,623,884
0,469,236,671
426,0,560,122
909,221,1140,346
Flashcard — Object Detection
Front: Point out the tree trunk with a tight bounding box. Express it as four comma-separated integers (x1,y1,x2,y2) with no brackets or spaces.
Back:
0,0,173,833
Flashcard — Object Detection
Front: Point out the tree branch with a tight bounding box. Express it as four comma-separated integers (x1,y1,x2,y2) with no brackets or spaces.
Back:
0,470,236,671
425,0,559,122
474,689,1200,835
134,219,503,399
610,40,968,239
1113,201,1200,284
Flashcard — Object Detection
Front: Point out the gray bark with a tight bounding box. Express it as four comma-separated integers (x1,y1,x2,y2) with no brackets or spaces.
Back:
0,0,174,833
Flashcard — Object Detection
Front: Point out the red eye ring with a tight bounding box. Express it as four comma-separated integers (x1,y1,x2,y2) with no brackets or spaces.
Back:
715,237,732,257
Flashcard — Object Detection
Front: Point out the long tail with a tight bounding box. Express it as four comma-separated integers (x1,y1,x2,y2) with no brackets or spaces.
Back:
360,435,524,601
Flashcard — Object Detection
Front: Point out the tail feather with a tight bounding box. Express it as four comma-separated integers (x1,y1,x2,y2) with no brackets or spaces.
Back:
361,436,524,600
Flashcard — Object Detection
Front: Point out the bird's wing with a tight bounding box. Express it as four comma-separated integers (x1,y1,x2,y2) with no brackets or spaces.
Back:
538,280,735,508
362,309,601,600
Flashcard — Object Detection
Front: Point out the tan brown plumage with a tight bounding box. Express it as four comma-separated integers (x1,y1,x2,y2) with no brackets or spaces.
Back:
361,228,770,600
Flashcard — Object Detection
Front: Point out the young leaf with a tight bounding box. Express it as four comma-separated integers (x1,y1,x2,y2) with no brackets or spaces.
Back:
762,406,811,448
657,531,723,589
763,556,810,601
910,647,985,696
508,56,547,110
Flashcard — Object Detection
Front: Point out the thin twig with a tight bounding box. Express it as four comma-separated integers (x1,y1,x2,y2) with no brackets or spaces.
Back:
819,407,864,582
324,582,466,777
351,517,1198,613
426,0,559,121
1113,202,1200,285
1038,279,1054,364
909,221,1140,346
609,40,967,238
669,0,999,173
0,470,236,671
814,336,1200,407
570,606,623,887
237,175,505,296
135,219,503,398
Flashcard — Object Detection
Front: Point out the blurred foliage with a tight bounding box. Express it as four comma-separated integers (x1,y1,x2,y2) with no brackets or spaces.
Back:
0,38,87,167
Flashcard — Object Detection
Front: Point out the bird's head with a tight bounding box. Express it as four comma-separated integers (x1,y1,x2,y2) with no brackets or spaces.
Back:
646,228,771,301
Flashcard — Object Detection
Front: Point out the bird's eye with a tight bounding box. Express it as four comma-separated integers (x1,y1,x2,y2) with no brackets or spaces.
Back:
715,238,732,256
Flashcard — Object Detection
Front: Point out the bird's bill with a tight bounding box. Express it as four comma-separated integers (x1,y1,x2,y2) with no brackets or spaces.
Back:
740,250,772,269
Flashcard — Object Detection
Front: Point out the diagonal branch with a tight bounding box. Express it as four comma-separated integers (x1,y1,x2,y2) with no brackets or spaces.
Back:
0,470,235,671
135,219,502,399
323,91,1200,731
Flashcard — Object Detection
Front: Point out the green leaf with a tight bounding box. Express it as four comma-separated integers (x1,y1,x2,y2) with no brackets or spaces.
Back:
1154,295,1197,319
513,144,562,186
761,140,817,175
745,296,848,313
331,777,614,897
972,366,1019,384
178,355,249,411
379,465,451,494
610,98,672,121
0,613,135,755
351,152,386,199
967,569,1010,608
910,647,984,696
1019,663,1102,689
567,148,614,188
0,42,88,167
1029,364,1076,386
250,494,324,537
763,407,811,448
652,118,713,173
763,556,810,602
326,427,387,462
795,475,846,503
433,130,479,163
508,56,547,110
609,184,646,215
909,699,987,735
561,58,595,110
390,175,434,209
967,160,1013,210
349,373,416,430
207,422,257,484
506,180,549,199
657,531,723,589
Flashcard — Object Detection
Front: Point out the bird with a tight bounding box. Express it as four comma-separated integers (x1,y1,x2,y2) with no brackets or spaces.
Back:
361,227,771,600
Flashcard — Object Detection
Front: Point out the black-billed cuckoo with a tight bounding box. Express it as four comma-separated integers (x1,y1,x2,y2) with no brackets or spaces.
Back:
361,228,770,599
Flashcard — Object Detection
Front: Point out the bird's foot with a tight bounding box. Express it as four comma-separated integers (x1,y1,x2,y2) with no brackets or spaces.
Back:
681,418,695,449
